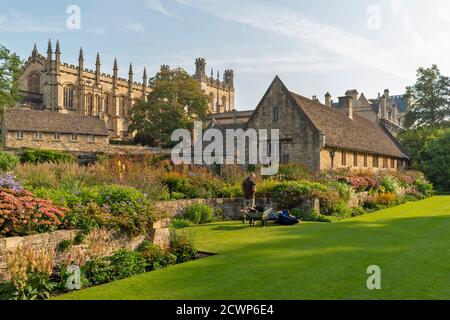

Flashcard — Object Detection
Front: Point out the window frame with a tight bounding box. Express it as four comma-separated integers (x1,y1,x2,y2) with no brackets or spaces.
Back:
16,131,24,139
341,150,347,166
53,132,60,141
34,132,42,140
353,152,358,167
88,134,95,143
272,106,279,122
71,133,78,142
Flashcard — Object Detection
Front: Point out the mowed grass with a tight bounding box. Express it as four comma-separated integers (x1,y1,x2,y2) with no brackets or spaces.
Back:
60,196,450,300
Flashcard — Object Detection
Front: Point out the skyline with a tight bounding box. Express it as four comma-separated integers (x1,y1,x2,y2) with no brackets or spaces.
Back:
1,0,450,109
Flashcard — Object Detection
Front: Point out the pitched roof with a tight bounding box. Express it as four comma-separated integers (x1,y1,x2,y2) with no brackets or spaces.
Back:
3,108,109,136
289,92,408,159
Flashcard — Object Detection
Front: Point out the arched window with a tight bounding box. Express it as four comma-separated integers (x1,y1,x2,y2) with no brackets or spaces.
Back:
64,86,74,110
222,96,227,112
86,94,94,116
27,72,41,93
95,95,101,116
104,94,110,116
119,97,126,118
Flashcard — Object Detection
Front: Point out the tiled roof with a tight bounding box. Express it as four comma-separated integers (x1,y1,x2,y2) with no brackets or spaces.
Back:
289,92,408,159
3,108,109,136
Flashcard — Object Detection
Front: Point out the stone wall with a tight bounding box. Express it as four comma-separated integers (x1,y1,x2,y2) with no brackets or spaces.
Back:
154,197,321,220
0,219,169,281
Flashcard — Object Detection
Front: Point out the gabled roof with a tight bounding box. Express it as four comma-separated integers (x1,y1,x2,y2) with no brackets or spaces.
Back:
289,92,408,158
250,76,408,159
3,108,109,136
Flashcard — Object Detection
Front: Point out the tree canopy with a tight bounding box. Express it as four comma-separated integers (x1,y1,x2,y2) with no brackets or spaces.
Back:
0,44,22,113
398,127,450,191
405,65,450,128
129,66,209,147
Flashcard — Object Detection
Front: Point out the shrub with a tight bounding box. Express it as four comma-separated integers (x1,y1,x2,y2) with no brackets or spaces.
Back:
19,149,75,165
273,181,327,209
314,190,340,215
58,239,72,252
183,204,214,224
137,241,176,271
170,218,192,229
0,152,19,172
82,257,112,285
331,201,353,219
414,180,434,197
169,231,198,263
379,176,401,193
108,249,147,281
0,188,67,237
296,209,333,223
276,164,311,181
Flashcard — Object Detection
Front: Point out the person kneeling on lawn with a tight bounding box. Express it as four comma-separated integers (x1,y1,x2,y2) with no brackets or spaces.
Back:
242,173,257,222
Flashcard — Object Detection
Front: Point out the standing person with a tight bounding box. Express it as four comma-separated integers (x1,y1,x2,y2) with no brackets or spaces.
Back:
242,173,257,222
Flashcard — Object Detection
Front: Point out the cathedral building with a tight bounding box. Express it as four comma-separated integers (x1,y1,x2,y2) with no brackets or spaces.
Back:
18,40,235,141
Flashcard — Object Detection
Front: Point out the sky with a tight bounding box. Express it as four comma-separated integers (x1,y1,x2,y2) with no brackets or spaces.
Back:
1,0,450,110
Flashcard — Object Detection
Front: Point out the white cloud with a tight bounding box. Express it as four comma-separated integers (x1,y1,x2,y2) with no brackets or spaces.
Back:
0,9,65,33
126,22,145,34
174,0,415,79
145,0,174,17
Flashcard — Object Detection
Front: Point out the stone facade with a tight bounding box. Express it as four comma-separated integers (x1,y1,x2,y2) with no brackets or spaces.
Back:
18,41,235,141
0,219,170,281
246,78,323,169
3,130,109,153
246,76,409,172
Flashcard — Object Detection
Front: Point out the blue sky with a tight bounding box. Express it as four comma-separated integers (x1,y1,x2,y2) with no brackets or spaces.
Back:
1,0,450,109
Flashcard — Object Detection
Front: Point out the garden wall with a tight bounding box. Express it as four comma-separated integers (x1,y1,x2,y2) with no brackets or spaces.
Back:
0,219,170,281
154,198,320,220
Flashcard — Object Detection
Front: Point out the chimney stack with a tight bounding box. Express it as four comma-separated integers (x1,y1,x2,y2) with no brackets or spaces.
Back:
338,96,353,120
325,92,332,107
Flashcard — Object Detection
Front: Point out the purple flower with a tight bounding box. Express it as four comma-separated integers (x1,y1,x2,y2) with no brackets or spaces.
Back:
0,173,23,192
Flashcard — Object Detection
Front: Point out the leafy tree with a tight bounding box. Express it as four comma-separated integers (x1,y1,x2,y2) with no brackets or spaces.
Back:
0,44,22,113
405,65,450,128
130,66,209,147
398,127,450,191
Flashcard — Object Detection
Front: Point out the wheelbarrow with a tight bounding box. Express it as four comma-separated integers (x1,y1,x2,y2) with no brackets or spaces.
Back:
241,207,274,227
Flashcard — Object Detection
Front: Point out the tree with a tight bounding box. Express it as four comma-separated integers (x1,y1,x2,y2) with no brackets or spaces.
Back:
130,66,209,147
0,44,22,113
398,127,450,191
405,65,450,128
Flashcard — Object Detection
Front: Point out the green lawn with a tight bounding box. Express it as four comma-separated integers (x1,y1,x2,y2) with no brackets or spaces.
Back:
60,196,450,300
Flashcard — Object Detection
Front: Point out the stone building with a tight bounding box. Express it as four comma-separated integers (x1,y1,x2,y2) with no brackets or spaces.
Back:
325,89,408,136
2,108,109,153
18,40,235,141
246,76,409,171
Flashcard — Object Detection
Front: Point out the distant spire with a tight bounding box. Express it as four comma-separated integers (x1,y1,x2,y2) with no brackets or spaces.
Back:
96,52,100,65
78,47,84,60
143,67,147,79
32,43,37,54
217,70,220,80
211,68,214,78
129,63,133,75
113,58,118,71
55,40,61,54
47,39,52,54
